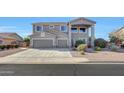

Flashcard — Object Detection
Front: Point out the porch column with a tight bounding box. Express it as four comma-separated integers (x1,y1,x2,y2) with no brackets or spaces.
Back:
91,25,95,47
87,28,89,45
33,25,35,33
68,22,72,48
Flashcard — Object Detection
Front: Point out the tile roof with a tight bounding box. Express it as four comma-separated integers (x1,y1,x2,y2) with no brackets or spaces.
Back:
0,32,23,40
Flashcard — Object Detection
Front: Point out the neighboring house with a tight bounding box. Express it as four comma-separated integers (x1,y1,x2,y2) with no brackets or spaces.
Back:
109,27,124,38
0,33,23,45
30,17,96,48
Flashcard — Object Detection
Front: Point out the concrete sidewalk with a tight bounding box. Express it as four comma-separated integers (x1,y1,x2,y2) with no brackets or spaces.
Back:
0,57,89,64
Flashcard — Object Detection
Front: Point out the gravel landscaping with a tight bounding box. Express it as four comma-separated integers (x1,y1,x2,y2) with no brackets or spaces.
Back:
71,48,124,62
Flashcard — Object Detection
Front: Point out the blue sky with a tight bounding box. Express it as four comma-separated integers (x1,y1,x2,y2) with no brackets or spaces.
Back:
0,17,124,40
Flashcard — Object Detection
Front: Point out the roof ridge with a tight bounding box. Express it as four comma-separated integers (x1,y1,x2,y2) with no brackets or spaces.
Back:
70,17,96,23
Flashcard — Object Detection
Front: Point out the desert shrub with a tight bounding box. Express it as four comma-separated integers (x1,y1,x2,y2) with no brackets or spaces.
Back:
80,51,85,55
110,43,119,51
75,40,85,47
111,47,118,51
109,43,115,49
94,38,107,48
94,47,101,51
77,44,87,51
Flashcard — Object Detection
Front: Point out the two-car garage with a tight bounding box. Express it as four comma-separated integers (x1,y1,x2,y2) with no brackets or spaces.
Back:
32,38,68,48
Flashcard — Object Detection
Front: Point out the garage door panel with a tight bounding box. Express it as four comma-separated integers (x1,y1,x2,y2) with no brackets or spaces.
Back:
58,40,67,48
33,39,53,48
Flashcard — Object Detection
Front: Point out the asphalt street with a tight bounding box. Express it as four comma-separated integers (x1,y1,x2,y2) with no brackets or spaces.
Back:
0,64,124,76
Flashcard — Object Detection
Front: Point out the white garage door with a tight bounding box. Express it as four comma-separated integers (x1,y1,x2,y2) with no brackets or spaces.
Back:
58,39,68,48
33,39,53,48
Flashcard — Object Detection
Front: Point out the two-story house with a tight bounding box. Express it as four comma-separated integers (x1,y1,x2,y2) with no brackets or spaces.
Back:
30,17,96,48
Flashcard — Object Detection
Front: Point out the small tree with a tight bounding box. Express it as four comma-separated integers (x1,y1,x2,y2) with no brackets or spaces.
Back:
24,37,30,47
109,36,118,43
109,36,122,45
94,38,107,48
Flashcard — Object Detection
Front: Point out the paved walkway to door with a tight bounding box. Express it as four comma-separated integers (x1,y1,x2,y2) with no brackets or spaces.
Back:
0,48,89,64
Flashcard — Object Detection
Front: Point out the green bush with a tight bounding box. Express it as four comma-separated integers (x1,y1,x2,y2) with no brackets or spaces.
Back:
77,44,87,51
0,45,3,50
94,38,107,48
0,45,5,50
75,40,85,47
94,47,101,51
15,45,19,48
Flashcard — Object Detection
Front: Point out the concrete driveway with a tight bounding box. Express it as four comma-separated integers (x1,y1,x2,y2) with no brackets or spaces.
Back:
0,48,89,64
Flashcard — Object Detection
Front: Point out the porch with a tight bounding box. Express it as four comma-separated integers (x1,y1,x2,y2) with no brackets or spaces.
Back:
68,18,95,47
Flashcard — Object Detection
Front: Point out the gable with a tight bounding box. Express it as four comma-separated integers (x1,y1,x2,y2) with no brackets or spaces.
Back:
111,27,124,37
70,17,96,25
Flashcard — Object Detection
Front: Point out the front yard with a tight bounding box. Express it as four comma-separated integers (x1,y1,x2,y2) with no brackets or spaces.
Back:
0,48,27,57
71,48,124,62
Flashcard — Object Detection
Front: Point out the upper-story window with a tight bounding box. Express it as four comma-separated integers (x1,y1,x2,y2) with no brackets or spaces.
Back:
49,25,54,30
61,26,67,31
80,28,86,33
71,28,78,33
36,26,42,31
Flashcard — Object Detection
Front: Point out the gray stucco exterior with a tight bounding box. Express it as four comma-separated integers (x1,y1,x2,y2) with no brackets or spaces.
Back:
30,17,96,48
